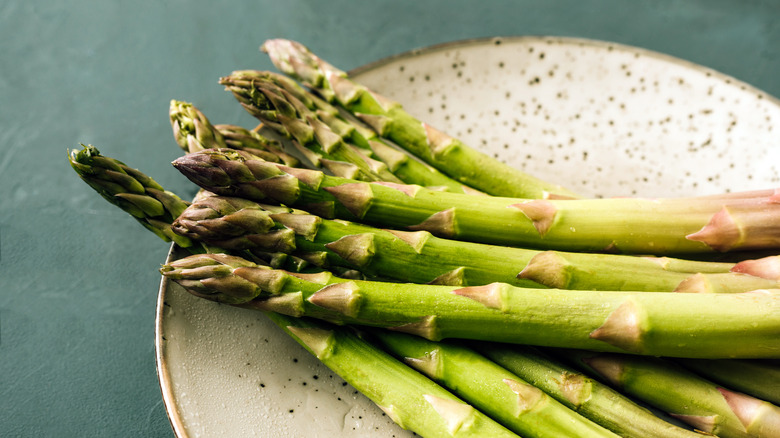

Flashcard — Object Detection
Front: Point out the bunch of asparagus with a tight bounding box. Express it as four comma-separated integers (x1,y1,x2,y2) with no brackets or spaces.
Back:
69,38,780,437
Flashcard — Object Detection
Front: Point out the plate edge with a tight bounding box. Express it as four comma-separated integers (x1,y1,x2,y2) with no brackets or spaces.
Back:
349,35,780,105
155,243,189,438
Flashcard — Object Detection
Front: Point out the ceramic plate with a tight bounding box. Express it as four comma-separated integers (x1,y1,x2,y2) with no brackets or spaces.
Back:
156,36,780,437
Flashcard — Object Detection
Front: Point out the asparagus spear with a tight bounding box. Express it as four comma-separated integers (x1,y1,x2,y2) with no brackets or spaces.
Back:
221,70,476,193
169,99,299,166
161,253,780,359
215,123,300,167
370,330,620,437
75,145,318,270
171,194,780,292
68,144,194,248
172,148,780,254
270,313,520,437
70,146,517,436
560,350,780,437
219,72,400,182
676,359,780,405
261,38,580,200
169,99,229,153
476,344,708,438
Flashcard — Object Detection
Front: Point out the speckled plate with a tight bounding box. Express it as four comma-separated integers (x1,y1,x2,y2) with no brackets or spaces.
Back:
156,36,780,437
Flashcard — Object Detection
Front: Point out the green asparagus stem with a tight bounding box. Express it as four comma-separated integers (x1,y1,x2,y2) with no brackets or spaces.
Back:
261,38,580,200
161,253,780,359
476,344,708,438
370,330,620,437
172,148,780,254
221,70,475,194
171,194,780,292
559,350,780,437
68,144,194,248
269,314,520,437
676,359,780,405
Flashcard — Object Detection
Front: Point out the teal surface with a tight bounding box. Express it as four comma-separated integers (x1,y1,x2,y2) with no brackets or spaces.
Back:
2,0,779,436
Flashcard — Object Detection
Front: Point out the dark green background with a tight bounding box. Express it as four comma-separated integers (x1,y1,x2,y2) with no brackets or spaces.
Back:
2,0,778,436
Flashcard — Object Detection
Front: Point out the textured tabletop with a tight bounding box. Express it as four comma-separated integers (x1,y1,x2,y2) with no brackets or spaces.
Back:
2,0,779,436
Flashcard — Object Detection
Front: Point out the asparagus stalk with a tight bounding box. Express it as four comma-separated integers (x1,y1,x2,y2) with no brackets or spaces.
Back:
560,350,780,437
72,144,318,271
172,148,780,254
169,100,229,153
370,330,620,437
261,38,580,200
221,70,475,193
68,144,194,248
214,123,300,167
161,253,780,359
169,99,300,166
70,146,516,436
268,313,520,437
219,71,400,182
476,344,708,438
171,194,780,292
676,359,780,405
